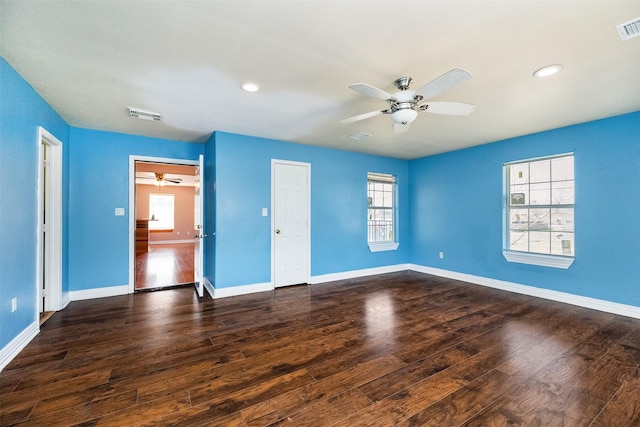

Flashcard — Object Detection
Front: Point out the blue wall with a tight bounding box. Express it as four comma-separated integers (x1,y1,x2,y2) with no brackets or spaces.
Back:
2,53,639,368
410,112,640,307
212,132,410,288
68,128,204,291
0,57,69,349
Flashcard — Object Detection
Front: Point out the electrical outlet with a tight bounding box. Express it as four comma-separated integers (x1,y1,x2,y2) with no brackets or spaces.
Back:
439,252,444,259
11,297,17,312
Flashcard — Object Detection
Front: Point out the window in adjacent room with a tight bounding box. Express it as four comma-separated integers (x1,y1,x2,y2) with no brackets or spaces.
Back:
504,153,574,268
149,193,175,231
367,172,399,252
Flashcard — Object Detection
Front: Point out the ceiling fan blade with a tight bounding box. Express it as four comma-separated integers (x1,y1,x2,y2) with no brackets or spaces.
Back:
414,68,472,100
349,83,393,101
164,179,182,184
422,102,476,116
340,109,386,124
393,122,411,135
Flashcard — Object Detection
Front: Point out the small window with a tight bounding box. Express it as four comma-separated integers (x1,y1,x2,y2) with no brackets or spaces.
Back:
367,172,398,252
149,194,175,231
504,154,574,268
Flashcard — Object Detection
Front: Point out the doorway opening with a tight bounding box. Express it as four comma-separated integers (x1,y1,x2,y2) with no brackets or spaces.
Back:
130,157,199,292
36,127,63,321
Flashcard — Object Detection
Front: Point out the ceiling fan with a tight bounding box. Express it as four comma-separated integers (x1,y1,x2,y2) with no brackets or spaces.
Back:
341,68,475,134
137,172,183,186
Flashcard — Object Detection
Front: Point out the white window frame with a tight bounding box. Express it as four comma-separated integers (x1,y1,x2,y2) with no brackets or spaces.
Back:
367,172,399,252
149,193,175,231
503,153,574,269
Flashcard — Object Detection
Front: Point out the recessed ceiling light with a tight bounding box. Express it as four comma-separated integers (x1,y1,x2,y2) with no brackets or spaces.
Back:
533,64,563,78
240,82,261,92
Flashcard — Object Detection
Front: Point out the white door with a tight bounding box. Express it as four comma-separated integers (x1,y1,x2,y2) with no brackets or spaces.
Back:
193,154,205,297
272,160,310,288
37,127,63,312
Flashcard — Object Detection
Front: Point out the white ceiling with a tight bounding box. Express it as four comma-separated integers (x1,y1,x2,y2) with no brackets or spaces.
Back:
1,1,639,159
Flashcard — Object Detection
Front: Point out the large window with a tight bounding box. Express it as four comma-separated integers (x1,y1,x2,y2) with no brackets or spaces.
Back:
149,194,175,231
367,172,398,251
504,153,574,268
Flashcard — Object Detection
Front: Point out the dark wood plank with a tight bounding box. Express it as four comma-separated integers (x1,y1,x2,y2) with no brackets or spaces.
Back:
1,270,638,426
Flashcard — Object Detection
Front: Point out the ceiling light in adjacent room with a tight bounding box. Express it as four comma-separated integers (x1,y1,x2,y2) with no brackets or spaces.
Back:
240,82,261,92
533,65,563,78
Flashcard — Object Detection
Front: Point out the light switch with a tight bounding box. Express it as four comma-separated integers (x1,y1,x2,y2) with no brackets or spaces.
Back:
115,208,125,216
262,208,268,217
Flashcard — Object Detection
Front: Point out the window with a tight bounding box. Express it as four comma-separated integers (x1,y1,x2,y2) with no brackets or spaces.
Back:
149,194,175,231
504,153,574,268
367,172,398,252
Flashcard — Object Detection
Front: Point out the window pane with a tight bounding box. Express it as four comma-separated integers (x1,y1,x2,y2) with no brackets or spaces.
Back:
551,232,574,256
509,208,529,231
551,208,574,232
510,163,529,185
529,208,550,231
529,183,550,205
529,159,550,183
552,156,574,181
149,194,175,230
529,231,551,254
510,231,529,252
509,184,528,206
382,189,393,207
552,181,574,204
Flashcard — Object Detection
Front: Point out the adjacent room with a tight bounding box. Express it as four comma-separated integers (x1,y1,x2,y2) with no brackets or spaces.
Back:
1,1,639,425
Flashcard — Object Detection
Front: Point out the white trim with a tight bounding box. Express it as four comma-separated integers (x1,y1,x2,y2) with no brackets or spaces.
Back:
0,321,39,372
203,277,215,298
503,251,574,269
69,285,129,301
309,264,410,285
409,264,640,319
129,155,200,294
149,239,195,245
368,242,399,252
36,127,63,313
211,282,273,299
271,159,311,288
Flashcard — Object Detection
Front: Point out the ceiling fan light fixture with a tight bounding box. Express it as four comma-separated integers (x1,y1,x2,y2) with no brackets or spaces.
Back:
240,82,261,92
391,108,417,125
533,64,563,78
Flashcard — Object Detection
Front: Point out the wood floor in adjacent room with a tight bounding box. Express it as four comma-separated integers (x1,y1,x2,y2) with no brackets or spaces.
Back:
135,243,194,290
1,271,639,426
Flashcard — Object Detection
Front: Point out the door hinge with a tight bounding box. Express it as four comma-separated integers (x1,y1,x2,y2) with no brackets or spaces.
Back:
43,159,50,168
42,289,49,297
42,224,48,233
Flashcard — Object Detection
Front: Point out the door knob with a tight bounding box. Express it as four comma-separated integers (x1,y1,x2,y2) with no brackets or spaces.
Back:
275,229,281,234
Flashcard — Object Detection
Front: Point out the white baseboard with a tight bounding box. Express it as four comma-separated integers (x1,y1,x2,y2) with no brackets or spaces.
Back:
309,264,410,285
149,240,194,245
69,285,129,302
0,321,39,372
203,277,215,299
409,264,640,319
211,281,273,299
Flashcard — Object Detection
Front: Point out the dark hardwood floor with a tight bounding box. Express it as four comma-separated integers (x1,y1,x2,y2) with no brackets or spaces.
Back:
135,243,195,290
1,271,639,426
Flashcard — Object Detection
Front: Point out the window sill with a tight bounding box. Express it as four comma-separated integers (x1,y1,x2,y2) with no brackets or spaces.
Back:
503,251,574,269
368,242,399,252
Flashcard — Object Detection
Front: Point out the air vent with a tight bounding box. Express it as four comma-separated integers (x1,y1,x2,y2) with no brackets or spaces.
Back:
616,17,640,41
128,107,162,121
350,132,372,141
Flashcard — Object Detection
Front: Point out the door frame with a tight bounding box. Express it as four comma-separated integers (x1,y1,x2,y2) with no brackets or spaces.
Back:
36,126,63,313
270,159,311,288
128,155,200,294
